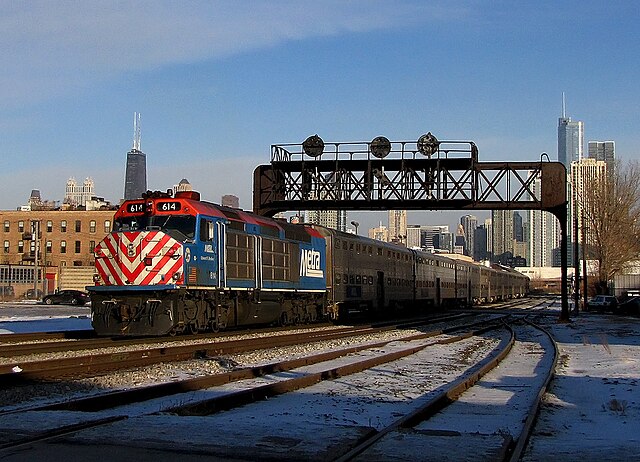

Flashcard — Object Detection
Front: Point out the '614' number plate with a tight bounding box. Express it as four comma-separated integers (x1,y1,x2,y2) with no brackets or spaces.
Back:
156,201,181,212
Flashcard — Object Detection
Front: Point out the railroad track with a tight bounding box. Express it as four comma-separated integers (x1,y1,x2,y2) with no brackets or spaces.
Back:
0,315,512,455
0,312,473,357
0,302,555,460
0,313,477,386
342,318,557,461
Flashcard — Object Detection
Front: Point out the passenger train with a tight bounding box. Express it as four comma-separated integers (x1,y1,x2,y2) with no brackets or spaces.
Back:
88,190,529,336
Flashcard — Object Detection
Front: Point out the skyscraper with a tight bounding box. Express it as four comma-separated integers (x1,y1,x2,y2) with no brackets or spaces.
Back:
124,112,147,200
571,158,607,247
460,214,477,257
491,210,514,264
588,140,615,171
388,210,407,244
528,171,561,267
473,224,488,261
557,95,584,168
406,224,422,249
513,211,524,242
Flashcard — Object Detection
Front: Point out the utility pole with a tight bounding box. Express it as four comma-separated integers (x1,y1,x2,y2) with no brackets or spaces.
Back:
32,220,40,298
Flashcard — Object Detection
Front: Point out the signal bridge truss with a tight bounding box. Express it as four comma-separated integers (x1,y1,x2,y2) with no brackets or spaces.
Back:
252,134,569,320
253,135,566,216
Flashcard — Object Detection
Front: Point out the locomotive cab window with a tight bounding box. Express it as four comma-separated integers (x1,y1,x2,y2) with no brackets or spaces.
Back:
114,215,196,241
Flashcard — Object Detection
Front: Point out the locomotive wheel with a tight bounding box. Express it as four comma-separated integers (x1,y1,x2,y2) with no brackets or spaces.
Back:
279,312,289,326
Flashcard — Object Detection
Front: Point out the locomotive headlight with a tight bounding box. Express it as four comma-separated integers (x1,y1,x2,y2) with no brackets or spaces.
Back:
172,272,181,281
93,274,100,282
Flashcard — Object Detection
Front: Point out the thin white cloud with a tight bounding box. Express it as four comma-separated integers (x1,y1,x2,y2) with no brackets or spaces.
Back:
0,1,468,107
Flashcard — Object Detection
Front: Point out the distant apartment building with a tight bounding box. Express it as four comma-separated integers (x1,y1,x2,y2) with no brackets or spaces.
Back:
64,177,95,207
305,209,347,232
368,223,389,242
1,209,116,297
421,225,450,250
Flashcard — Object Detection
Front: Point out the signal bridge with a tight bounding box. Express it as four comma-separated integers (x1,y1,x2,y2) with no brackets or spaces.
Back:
253,133,570,320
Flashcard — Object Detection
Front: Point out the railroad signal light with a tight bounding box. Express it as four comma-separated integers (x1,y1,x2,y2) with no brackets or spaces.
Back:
417,132,439,157
302,134,324,158
370,136,391,158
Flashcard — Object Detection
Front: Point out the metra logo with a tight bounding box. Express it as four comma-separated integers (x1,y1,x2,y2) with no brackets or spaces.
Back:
300,248,323,278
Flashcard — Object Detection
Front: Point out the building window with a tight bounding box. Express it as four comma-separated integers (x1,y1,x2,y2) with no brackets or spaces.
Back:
60,241,67,253
3,221,9,232
18,221,24,233
46,220,53,233
75,241,81,253
89,240,95,253
90,221,96,233
3,241,9,253
75,220,81,232
18,241,24,253
61,220,67,233
104,220,111,233
60,260,67,267
46,241,52,253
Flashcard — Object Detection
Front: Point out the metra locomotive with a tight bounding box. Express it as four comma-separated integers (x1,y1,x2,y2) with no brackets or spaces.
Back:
88,190,528,336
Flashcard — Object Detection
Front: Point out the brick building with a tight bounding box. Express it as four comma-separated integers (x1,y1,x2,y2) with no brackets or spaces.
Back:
1,209,116,298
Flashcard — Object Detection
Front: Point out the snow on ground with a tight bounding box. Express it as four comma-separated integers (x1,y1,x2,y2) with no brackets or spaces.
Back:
0,302,92,333
1,302,639,460
523,313,640,461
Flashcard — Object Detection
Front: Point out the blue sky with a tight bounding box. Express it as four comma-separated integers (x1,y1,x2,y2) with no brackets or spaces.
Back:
1,1,638,231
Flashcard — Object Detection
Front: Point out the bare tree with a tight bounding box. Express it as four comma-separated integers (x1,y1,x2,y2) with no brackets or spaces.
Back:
581,160,640,294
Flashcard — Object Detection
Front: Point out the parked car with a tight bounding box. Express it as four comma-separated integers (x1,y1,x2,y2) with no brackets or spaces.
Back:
41,290,90,306
587,295,618,312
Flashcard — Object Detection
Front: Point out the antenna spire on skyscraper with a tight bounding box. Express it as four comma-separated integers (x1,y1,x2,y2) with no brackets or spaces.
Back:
562,92,566,118
133,112,141,151
124,112,147,200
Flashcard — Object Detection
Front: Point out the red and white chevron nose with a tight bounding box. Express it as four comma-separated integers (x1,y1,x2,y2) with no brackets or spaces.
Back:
94,231,184,286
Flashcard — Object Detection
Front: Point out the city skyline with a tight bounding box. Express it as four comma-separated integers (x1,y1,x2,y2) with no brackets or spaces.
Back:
1,2,638,234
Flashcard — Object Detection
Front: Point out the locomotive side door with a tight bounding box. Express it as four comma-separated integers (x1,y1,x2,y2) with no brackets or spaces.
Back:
189,217,221,287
